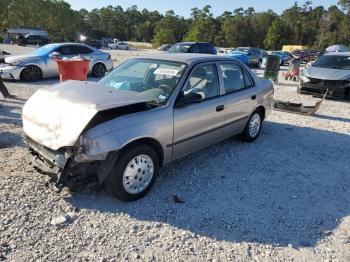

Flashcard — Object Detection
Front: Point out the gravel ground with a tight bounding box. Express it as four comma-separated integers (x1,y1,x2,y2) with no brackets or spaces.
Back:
1,45,350,261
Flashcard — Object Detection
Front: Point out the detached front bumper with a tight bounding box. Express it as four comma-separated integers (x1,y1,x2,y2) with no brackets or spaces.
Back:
24,136,71,180
299,80,350,99
0,64,23,80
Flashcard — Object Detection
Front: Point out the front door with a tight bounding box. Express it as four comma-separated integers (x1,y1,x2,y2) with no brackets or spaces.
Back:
172,63,226,159
46,45,76,77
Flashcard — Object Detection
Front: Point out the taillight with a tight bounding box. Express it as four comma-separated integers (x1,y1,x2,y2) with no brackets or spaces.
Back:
107,54,111,60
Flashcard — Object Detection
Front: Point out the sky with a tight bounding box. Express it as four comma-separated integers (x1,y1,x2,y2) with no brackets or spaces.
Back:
66,0,338,17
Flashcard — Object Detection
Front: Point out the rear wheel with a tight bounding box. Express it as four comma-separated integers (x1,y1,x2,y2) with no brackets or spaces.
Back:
20,65,42,82
92,63,106,78
241,109,263,142
104,144,159,202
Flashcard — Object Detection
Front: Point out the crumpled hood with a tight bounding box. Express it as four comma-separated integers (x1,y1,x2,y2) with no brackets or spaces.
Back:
5,54,39,64
304,66,350,80
22,80,148,150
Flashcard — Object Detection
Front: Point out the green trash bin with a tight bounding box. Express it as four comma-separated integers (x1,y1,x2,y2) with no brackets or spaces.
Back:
264,55,280,83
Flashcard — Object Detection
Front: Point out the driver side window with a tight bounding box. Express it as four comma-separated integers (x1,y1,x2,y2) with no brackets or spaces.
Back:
55,46,74,56
183,64,219,101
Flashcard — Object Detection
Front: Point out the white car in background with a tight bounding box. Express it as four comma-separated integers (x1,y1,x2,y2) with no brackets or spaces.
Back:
108,42,129,50
0,43,113,81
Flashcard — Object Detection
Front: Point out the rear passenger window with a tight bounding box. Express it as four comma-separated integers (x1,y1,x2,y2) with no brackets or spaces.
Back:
243,70,254,87
199,43,208,53
219,64,247,93
189,44,200,53
73,45,93,54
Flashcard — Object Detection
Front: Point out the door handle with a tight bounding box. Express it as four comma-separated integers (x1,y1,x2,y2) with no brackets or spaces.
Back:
216,105,225,112
251,95,256,100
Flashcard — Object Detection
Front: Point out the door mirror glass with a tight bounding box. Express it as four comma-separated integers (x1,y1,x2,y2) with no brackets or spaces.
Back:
49,51,61,58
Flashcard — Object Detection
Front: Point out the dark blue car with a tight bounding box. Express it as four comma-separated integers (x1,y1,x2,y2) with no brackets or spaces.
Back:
168,42,217,55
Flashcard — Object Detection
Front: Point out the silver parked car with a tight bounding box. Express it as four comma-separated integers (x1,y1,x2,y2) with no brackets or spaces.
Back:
0,43,113,81
22,54,274,201
299,52,350,99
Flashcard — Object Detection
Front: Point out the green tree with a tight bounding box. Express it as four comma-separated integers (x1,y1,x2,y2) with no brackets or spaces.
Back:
183,5,219,43
264,18,290,49
152,28,176,47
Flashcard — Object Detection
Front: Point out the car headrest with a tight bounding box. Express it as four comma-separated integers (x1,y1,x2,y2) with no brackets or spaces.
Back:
225,69,240,80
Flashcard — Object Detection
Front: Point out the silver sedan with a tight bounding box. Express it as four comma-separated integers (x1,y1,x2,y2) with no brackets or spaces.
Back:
23,54,274,201
0,43,113,81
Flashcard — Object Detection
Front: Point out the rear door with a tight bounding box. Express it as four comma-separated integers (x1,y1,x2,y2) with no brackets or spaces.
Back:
217,62,258,136
172,63,226,159
72,45,94,71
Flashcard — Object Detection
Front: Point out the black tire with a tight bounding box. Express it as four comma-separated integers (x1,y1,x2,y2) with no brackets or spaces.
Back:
241,109,263,143
104,144,159,202
92,63,106,78
20,65,43,82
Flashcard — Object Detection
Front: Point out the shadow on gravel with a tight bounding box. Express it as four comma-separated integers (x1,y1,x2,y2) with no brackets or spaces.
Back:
0,105,22,126
67,121,350,248
315,114,350,123
0,132,23,148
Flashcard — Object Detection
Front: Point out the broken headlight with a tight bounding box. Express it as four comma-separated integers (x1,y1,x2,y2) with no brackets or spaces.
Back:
9,60,21,66
299,74,310,83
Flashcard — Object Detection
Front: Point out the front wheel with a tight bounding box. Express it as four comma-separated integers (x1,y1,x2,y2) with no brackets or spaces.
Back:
20,65,42,82
104,144,159,202
241,109,263,142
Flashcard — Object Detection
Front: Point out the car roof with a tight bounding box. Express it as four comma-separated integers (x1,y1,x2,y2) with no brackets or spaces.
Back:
325,52,350,56
134,53,239,64
47,42,97,48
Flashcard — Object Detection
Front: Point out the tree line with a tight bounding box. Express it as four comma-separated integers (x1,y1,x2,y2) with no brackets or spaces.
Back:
0,0,350,50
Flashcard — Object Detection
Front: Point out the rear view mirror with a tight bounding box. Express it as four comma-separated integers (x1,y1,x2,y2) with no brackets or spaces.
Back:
176,92,202,107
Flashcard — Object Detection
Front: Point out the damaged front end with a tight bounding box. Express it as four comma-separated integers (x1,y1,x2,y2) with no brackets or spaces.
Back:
25,135,119,190
22,81,154,189
299,78,350,99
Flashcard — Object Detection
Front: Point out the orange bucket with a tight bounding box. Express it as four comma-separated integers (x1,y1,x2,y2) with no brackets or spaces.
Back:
55,59,90,82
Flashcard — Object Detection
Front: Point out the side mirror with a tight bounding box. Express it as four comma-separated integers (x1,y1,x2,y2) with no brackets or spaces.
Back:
176,92,202,107
49,51,61,58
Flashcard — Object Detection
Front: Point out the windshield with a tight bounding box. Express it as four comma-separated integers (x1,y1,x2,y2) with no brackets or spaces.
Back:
32,44,58,56
313,55,350,70
99,59,187,102
168,43,191,53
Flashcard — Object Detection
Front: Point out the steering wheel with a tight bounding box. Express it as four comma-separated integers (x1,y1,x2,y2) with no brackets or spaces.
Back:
159,84,172,94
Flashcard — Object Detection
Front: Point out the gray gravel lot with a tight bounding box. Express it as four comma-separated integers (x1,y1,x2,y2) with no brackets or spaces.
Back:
0,44,350,261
